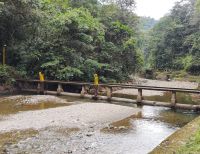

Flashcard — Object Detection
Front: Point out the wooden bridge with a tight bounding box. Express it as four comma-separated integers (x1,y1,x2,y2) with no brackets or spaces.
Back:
16,79,200,111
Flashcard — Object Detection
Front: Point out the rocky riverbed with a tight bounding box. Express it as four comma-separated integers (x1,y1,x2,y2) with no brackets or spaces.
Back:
0,103,140,133
0,89,198,154
0,96,142,153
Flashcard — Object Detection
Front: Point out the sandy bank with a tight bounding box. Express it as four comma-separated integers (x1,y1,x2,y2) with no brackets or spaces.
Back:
139,78,198,89
0,103,140,133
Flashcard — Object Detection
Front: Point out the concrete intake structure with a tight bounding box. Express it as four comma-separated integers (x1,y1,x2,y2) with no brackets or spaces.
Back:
16,79,200,111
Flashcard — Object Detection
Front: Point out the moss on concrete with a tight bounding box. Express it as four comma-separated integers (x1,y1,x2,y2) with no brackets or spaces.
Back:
150,116,200,154
177,127,200,154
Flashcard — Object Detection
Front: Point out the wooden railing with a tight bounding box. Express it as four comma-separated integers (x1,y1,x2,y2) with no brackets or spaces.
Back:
16,79,200,111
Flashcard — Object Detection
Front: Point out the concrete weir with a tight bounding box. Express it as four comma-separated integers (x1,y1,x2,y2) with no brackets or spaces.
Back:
16,79,200,111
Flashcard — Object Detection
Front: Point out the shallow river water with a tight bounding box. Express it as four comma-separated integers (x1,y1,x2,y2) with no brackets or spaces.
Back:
98,103,198,154
0,95,199,154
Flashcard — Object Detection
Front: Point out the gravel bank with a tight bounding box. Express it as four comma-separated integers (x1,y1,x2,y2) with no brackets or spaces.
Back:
0,95,68,105
114,78,199,97
0,103,140,133
138,78,198,89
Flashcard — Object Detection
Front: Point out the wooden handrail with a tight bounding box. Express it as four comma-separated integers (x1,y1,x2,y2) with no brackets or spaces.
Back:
16,79,200,94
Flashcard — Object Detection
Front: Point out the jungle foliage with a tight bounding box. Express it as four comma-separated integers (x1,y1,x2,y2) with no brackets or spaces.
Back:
0,0,143,83
145,0,200,75
0,0,199,85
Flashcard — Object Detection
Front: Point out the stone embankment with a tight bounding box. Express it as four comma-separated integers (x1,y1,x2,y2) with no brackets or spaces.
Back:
150,115,200,153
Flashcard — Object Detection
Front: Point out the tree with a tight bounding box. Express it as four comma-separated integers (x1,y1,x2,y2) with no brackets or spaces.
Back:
0,0,143,82
146,0,200,75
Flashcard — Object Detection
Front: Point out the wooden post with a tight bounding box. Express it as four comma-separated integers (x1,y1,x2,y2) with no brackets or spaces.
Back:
93,85,99,100
17,81,23,91
37,82,41,94
106,86,112,101
171,91,177,107
37,82,44,95
41,82,44,94
57,83,63,96
80,85,86,98
24,81,28,89
137,88,143,104
44,82,48,95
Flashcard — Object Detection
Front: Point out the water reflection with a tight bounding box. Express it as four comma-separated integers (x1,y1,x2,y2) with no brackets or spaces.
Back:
101,106,198,154
0,95,72,115
145,92,199,104
140,106,198,127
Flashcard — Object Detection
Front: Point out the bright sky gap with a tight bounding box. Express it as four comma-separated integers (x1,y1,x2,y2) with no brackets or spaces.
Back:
135,0,179,20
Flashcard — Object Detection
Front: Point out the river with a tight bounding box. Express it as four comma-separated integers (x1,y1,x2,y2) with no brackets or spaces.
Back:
0,95,198,154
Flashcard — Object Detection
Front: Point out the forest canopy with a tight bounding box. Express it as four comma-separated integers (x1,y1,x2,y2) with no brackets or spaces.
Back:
0,0,143,83
0,0,199,85
145,0,200,75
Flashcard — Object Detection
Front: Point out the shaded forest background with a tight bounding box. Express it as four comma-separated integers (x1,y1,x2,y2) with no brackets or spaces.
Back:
0,0,199,84
145,0,200,75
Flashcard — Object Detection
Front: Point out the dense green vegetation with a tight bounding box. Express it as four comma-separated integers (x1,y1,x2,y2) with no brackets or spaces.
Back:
0,65,21,85
178,128,200,153
139,17,157,31
0,0,199,85
0,0,144,83
177,116,200,154
145,0,200,75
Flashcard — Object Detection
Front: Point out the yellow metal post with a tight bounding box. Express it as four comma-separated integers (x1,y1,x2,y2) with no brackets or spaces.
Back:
93,74,99,98
94,74,99,85
2,45,6,65
39,72,45,81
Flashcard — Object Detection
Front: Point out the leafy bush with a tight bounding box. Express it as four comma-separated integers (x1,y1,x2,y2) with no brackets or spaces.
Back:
187,64,200,75
0,65,22,85
57,67,83,81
